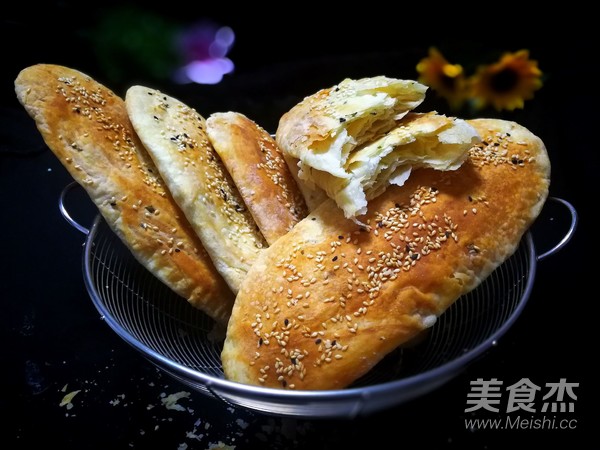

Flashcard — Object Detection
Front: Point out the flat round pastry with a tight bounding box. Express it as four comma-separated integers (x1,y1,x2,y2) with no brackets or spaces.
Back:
15,64,234,324
126,87,267,294
206,111,308,245
222,118,550,389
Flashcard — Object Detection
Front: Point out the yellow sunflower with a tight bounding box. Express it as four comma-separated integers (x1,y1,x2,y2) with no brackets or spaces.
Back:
416,47,468,110
470,50,543,111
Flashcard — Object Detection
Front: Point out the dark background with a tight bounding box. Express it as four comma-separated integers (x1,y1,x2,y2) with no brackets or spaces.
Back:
1,4,597,448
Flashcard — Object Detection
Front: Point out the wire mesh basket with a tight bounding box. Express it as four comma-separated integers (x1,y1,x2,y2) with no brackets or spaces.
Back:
59,183,577,418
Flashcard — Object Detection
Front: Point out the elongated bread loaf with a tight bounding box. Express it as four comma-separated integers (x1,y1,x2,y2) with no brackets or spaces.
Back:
126,87,267,293
15,64,234,325
222,118,550,389
206,112,308,245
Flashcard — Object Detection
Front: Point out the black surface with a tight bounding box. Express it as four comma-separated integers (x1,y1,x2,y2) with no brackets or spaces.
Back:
2,6,596,449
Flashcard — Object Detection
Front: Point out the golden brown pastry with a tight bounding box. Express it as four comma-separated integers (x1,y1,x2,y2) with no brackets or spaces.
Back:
126,87,267,294
276,76,433,218
15,64,234,325
206,111,308,245
294,112,481,219
222,118,550,389
276,76,427,172
282,154,330,212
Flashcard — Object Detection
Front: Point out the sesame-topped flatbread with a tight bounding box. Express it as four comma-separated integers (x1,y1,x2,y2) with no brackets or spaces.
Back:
222,118,550,390
126,86,267,293
15,64,234,324
206,112,308,245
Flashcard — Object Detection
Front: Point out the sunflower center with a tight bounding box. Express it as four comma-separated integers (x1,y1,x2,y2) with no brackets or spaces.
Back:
489,68,519,93
440,73,458,91
438,64,462,92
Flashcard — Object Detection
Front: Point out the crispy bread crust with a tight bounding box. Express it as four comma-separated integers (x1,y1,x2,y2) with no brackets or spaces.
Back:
206,112,307,245
276,77,427,169
126,87,267,293
222,119,550,389
15,64,234,324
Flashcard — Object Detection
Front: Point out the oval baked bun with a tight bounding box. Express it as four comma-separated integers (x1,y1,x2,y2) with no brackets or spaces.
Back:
222,118,550,390
15,65,235,324
126,86,267,294
206,111,308,245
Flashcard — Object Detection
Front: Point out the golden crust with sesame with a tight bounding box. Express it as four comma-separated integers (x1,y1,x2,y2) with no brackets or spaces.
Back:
276,76,430,218
205,112,308,245
126,87,267,293
15,64,234,325
222,118,550,390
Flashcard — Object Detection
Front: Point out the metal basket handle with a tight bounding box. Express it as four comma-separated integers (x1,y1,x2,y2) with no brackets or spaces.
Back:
58,181,90,235
536,197,578,262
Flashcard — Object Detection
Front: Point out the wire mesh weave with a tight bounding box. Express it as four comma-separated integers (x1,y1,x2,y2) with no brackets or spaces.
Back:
83,215,534,417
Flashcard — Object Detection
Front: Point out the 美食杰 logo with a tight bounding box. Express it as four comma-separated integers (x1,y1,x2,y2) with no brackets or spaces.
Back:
463,378,579,431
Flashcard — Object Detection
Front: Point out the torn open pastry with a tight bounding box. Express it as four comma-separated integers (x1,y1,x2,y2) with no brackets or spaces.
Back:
276,77,480,219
